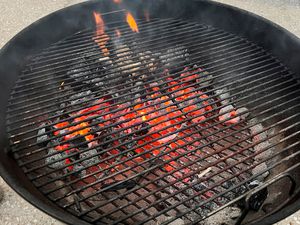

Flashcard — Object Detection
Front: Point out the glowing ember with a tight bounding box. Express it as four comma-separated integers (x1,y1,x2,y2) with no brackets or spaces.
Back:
126,12,139,33
51,66,240,181
93,11,110,56
113,0,122,3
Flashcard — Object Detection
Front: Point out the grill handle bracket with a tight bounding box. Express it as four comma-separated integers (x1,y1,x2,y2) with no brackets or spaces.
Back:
235,162,300,225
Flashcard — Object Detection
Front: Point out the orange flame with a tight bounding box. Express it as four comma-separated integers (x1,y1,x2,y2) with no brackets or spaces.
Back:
113,0,122,3
126,12,139,33
93,11,110,56
115,29,121,37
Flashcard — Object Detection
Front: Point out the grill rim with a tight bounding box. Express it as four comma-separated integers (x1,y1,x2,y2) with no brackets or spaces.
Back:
1,1,300,225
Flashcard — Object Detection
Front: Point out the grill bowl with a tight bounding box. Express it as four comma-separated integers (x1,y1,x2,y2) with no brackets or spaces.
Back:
1,1,300,224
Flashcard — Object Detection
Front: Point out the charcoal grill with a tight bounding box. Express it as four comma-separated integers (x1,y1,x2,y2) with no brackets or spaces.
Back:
2,0,300,225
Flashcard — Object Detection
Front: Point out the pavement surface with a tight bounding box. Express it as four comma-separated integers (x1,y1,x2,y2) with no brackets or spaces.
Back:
0,0,300,224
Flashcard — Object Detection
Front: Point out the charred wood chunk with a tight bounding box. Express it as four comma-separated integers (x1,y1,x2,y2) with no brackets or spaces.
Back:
70,135,88,149
135,122,150,136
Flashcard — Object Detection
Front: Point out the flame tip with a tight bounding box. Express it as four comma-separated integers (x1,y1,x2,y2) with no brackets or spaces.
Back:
126,12,139,33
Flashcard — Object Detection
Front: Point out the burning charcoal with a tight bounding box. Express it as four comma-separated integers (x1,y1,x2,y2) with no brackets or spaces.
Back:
252,162,269,181
236,107,250,120
219,105,240,124
80,149,99,167
37,125,49,146
45,147,66,169
215,88,230,105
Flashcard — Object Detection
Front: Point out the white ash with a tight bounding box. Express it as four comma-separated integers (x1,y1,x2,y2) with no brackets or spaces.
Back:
219,105,240,123
153,216,185,225
252,163,270,181
36,127,48,144
236,107,250,120
69,90,94,105
80,149,99,167
197,70,213,87
219,104,234,113
45,147,66,169
215,88,230,105
155,45,189,67
254,142,274,162
248,119,274,162
199,207,241,225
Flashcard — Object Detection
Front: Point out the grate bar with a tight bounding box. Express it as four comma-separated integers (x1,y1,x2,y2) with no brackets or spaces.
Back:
29,81,299,190
9,27,224,104
6,18,300,225
8,47,267,139
139,131,300,225
14,65,290,173
11,27,227,97
14,21,207,86
25,20,186,69
7,38,253,122
13,60,285,163
35,86,298,209
85,111,300,222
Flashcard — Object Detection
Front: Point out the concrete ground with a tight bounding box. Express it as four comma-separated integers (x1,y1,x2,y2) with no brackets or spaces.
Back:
0,0,300,224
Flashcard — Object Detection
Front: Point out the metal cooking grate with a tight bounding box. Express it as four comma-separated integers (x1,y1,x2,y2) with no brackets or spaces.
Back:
6,15,300,225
